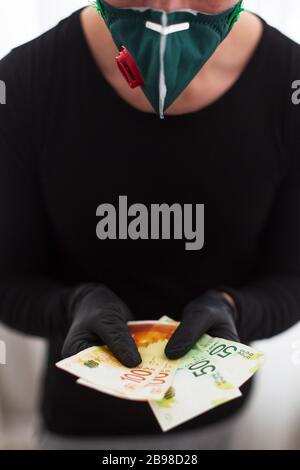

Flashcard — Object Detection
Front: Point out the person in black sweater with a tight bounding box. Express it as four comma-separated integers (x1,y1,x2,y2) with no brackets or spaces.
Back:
0,0,300,449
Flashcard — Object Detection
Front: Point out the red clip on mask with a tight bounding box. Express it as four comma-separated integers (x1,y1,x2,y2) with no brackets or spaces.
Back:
116,46,145,89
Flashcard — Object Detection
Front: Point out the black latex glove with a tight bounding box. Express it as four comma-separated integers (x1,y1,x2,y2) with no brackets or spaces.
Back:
62,284,142,368
165,290,240,360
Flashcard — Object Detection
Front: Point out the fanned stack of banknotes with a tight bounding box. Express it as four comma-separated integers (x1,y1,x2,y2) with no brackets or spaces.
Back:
56,316,265,432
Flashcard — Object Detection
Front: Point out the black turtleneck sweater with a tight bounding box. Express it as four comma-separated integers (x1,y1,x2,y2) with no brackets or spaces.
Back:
0,9,300,436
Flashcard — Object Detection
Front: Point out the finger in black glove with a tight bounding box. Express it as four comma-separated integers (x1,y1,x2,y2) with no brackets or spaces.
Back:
62,284,142,368
165,290,239,360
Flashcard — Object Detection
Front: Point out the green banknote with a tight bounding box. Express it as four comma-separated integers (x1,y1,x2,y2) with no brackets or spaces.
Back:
149,316,265,431
149,346,242,432
195,335,265,387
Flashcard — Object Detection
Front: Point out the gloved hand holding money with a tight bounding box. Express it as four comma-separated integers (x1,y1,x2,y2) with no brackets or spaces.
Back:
57,313,265,432
62,283,142,368
165,290,240,360
58,320,180,402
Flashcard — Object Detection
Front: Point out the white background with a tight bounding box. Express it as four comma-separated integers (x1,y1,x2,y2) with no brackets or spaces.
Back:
0,0,300,450
1,0,300,59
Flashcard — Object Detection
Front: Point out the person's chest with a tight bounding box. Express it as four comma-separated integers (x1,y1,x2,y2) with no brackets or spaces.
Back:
38,87,284,294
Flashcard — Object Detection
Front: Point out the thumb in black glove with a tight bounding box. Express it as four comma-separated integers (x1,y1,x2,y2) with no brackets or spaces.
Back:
165,290,239,360
62,284,142,368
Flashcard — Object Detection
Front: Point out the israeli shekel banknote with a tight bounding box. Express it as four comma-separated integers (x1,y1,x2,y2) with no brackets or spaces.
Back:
149,316,265,431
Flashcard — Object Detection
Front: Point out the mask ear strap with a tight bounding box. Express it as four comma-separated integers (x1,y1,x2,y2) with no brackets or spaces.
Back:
94,0,106,19
228,0,244,30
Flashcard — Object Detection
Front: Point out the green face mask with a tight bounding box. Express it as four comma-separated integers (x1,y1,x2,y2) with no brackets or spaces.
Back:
95,0,244,118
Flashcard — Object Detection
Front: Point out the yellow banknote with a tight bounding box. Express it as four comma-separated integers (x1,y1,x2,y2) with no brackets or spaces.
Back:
78,358,178,401
56,321,178,401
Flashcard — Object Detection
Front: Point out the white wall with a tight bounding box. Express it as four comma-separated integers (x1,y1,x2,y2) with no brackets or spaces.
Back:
0,0,88,59
0,0,300,450
0,0,300,59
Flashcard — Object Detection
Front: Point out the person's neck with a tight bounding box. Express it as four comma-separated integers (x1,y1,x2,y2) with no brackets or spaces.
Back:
80,7,263,116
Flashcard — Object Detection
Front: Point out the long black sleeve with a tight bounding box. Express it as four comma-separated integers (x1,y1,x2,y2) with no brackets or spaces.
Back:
0,48,72,339
223,41,300,343
224,176,300,343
